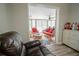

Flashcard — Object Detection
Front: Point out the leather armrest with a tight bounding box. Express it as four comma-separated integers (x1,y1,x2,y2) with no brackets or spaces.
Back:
24,40,41,49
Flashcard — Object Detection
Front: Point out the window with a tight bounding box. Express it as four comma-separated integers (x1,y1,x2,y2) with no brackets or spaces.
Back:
36,20,42,32
32,20,36,27
41,20,47,30
29,5,56,33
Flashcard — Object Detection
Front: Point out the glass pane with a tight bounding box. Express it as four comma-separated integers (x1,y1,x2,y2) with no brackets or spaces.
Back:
50,9,56,20
48,21,51,27
41,20,47,30
51,20,56,28
36,20,42,32
29,5,50,19
32,20,35,27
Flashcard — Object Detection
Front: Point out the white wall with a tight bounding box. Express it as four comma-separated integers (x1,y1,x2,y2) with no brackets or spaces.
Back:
7,4,29,43
0,4,10,34
68,3,79,23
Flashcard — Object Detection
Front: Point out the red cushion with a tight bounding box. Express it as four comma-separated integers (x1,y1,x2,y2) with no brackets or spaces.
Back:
32,27,38,33
43,27,55,36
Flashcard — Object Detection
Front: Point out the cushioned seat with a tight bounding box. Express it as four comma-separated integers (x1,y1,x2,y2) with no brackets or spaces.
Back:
43,27,55,37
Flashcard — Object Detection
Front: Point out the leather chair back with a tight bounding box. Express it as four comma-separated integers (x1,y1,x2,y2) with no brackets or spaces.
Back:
0,31,24,56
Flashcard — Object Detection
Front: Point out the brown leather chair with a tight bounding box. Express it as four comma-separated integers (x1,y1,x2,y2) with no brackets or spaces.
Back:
0,31,53,56
0,31,26,56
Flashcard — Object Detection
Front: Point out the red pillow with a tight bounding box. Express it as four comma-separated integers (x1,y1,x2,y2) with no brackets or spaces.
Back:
48,29,53,33
32,27,38,33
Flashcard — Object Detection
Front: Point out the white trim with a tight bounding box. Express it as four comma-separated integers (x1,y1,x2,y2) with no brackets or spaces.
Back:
55,8,60,44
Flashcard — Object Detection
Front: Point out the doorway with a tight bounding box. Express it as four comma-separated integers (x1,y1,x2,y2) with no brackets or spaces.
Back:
28,4,58,45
